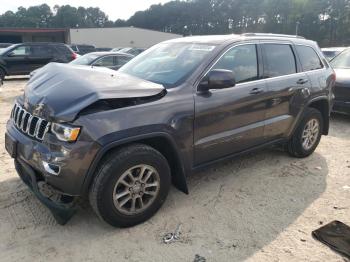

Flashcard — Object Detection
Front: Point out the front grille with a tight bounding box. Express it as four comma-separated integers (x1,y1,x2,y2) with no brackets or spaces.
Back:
11,103,50,141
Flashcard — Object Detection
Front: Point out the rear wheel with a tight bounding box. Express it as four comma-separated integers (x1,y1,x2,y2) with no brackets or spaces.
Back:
89,144,171,227
287,108,323,158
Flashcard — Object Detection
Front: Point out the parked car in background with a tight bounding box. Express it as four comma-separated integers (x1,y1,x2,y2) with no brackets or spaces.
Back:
0,43,13,51
70,44,96,55
322,47,347,61
95,47,112,52
70,52,134,70
5,33,335,227
330,48,350,114
111,47,124,52
118,47,146,56
0,42,77,80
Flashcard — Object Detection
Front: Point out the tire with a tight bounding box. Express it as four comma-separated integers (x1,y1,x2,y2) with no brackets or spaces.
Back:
287,107,323,158
89,144,171,227
0,68,5,81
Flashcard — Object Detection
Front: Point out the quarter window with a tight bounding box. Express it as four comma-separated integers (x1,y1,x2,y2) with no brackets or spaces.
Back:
213,44,258,84
262,44,296,78
296,45,323,71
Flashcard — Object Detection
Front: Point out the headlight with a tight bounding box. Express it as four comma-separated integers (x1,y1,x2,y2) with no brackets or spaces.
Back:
51,123,81,142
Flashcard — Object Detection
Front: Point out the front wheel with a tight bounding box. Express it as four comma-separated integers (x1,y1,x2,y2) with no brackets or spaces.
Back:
89,144,171,227
287,108,323,158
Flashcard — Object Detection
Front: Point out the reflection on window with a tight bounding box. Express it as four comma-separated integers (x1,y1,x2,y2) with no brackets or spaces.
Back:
296,46,323,71
213,44,258,84
263,44,296,78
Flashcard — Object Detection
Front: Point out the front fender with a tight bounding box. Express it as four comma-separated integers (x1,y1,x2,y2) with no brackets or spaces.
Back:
80,131,189,196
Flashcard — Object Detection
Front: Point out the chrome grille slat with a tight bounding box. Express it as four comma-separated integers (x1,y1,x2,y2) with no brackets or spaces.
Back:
10,103,50,141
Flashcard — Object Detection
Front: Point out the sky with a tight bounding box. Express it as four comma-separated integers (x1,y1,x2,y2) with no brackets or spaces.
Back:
0,0,172,20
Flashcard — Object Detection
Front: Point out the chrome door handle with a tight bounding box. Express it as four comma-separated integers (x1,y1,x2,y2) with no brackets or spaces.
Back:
297,78,309,85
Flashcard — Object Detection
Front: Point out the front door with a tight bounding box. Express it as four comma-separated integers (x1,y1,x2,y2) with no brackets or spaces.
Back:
4,45,32,74
194,43,269,165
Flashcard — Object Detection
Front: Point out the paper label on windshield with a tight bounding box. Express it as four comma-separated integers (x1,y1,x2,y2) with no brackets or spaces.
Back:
189,45,216,52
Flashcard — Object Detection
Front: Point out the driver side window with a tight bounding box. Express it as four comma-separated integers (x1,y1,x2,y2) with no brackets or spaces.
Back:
213,44,258,84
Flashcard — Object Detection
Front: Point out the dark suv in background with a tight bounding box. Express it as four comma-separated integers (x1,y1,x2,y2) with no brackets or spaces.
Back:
0,42,76,80
5,33,335,227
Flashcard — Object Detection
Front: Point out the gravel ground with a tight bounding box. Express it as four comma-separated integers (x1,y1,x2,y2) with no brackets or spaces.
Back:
0,78,349,262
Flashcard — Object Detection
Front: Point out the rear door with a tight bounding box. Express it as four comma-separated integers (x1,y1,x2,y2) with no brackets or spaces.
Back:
29,45,54,70
262,42,311,140
194,43,270,165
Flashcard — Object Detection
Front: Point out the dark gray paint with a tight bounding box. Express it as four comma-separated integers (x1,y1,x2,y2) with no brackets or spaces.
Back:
6,34,335,196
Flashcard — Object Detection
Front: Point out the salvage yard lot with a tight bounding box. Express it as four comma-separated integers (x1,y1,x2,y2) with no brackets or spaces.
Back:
0,78,349,262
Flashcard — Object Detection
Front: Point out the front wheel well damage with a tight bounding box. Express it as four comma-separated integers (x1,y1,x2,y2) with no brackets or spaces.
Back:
87,136,188,195
308,99,330,135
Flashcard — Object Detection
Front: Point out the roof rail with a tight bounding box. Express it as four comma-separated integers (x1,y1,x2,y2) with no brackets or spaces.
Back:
242,33,305,39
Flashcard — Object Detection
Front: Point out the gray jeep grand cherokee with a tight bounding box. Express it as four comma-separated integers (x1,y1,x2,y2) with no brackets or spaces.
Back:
5,33,335,227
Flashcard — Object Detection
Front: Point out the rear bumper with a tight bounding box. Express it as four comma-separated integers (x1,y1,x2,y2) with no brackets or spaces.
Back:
333,100,350,115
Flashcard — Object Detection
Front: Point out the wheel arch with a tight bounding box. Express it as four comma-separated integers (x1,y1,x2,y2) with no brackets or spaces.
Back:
82,132,189,196
307,97,330,135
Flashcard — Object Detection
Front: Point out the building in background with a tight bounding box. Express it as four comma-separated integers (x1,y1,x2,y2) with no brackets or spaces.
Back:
0,27,181,48
69,27,181,48
0,28,69,43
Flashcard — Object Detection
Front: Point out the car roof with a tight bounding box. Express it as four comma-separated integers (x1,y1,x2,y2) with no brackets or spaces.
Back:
165,33,317,47
86,52,134,57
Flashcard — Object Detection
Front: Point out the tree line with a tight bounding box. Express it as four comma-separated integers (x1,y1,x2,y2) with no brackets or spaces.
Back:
0,0,350,46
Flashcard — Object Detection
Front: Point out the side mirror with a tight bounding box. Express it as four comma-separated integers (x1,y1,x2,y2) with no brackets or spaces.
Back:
7,52,15,57
198,69,236,92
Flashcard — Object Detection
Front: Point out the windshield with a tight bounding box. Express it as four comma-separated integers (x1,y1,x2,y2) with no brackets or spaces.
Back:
70,53,99,65
119,42,217,88
331,49,350,69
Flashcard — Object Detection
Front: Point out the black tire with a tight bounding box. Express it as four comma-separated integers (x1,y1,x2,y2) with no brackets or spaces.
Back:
287,107,323,158
0,68,5,81
89,144,171,227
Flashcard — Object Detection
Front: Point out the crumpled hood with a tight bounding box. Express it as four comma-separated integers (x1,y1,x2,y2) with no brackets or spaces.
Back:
334,68,350,86
21,63,165,122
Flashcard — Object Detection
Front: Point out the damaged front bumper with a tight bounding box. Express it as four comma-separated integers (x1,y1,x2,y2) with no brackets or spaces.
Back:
14,158,77,225
5,118,100,225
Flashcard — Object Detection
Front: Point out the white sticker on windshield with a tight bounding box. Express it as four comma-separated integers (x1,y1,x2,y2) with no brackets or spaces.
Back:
189,45,216,52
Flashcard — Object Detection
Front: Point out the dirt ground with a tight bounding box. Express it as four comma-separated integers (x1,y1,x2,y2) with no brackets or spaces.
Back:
0,78,349,262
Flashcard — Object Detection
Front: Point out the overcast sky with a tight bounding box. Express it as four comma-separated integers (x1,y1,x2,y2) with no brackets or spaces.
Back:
0,0,171,20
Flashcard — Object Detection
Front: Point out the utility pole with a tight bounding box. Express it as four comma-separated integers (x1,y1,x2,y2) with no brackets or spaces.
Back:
296,21,300,36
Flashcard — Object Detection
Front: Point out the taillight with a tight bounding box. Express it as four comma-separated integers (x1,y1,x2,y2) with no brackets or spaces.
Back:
331,72,336,81
71,52,77,60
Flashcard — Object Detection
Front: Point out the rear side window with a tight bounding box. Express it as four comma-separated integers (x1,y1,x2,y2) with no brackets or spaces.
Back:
262,44,296,78
56,45,72,55
213,44,258,84
296,45,323,71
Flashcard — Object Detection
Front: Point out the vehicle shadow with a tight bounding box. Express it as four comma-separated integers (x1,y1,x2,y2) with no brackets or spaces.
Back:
329,113,350,139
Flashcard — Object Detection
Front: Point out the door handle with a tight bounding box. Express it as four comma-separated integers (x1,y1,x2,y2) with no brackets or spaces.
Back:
249,87,264,95
297,78,309,85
